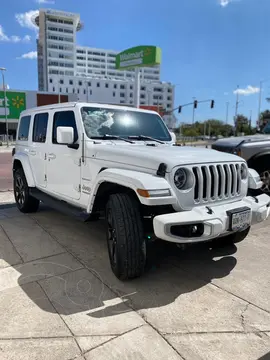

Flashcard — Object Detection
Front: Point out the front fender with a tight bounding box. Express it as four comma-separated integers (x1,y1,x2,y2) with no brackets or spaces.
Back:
13,152,35,187
87,168,177,213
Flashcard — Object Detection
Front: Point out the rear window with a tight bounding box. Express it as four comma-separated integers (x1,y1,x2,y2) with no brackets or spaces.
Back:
17,115,31,141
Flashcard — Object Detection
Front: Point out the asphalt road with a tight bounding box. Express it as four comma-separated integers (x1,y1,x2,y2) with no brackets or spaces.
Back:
0,151,12,192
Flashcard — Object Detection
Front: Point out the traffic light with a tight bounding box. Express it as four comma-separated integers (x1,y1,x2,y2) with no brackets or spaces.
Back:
210,100,215,109
178,106,182,113
194,100,198,109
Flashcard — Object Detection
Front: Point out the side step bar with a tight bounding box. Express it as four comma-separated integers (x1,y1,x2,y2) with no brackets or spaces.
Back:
29,188,92,222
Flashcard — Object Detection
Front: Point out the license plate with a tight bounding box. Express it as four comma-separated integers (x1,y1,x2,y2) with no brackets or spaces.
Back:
227,207,251,232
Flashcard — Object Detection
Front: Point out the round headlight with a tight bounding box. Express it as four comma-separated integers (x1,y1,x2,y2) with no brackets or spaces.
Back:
174,168,188,189
240,164,248,180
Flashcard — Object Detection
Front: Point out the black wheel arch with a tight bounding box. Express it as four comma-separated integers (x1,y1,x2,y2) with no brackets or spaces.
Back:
247,151,270,170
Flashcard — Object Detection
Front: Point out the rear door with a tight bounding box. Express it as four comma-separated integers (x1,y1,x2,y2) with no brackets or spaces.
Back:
29,112,48,188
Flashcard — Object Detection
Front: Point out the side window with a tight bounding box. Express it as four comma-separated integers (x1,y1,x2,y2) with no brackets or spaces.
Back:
17,115,31,141
32,113,48,143
52,111,78,144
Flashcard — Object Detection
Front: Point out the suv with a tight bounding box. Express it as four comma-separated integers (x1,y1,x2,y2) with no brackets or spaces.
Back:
12,102,270,280
212,135,270,194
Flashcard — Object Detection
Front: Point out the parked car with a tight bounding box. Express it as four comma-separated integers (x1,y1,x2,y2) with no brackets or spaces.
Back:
212,134,270,194
12,102,270,280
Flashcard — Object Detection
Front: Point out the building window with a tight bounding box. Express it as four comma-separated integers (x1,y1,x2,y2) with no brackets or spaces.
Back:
141,86,146,91
114,84,117,89
88,82,91,86
90,90,92,95
17,115,31,141
120,93,125,98
105,83,109,88
59,87,62,93
97,83,100,87
130,93,133,98
130,85,133,90
120,84,125,89
83,89,86,94
69,80,73,85
167,104,171,109
120,100,125,104
167,96,172,101
53,87,55,92
78,81,82,86
52,111,78,144
140,94,145,99
32,113,48,143
73,88,75,93
168,88,172,93
113,91,115,97
49,79,53,84
77,89,80,94
66,88,69,93
60,79,64,84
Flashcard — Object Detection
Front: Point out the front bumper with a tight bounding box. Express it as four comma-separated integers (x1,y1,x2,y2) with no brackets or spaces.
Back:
153,194,270,244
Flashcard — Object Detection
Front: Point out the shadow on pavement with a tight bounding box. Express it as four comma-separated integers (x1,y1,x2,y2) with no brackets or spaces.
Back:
258,352,270,360
13,209,237,319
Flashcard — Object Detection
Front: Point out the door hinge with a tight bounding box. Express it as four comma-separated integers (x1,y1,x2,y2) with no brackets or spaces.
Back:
44,153,47,160
44,174,47,182
78,184,81,192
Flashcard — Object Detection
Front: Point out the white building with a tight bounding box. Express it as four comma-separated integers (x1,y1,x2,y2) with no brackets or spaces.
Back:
33,8,176,127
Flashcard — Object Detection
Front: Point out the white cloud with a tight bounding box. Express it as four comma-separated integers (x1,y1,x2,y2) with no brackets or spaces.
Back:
0,25,31,43
15,10,39,32
233,85,260,96
35,0,55,3
220,0,231,6
17,51,37,60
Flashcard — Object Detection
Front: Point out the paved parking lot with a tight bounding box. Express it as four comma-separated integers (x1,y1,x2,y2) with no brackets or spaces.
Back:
0,194,270,359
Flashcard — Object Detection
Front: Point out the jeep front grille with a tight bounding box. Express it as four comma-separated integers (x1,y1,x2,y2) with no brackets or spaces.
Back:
192,163,242,203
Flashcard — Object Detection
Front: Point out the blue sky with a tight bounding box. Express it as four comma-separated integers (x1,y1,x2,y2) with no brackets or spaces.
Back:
0,0,269,126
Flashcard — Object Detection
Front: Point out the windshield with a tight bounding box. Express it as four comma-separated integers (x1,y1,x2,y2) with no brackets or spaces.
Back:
80,106,172,141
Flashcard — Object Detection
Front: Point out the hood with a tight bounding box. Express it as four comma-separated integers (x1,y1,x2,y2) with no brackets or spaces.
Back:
91,143,243,172
213,134,270,149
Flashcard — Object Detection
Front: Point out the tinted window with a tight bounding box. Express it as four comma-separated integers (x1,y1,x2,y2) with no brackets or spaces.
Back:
52,111,78,144
32,113,48,143
18,115,31,141
81,107,171,141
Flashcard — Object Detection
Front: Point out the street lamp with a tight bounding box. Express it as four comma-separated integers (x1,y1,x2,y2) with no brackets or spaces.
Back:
0,67,9,147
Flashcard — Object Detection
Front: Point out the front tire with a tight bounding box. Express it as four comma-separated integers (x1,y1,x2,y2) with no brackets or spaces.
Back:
13,168,40,213
105,193,146,280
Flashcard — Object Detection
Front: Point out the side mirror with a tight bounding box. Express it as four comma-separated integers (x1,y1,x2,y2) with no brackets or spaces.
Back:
56,126,74,145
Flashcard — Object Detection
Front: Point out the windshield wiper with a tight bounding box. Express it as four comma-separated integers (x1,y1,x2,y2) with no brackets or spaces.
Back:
90,134,134,144
128,135,165,144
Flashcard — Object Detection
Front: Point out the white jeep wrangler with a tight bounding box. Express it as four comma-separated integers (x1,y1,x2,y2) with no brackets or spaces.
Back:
13,102,270,280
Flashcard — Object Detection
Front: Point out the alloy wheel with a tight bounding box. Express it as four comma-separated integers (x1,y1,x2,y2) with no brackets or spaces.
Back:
260,170,270,194
15,175,25,207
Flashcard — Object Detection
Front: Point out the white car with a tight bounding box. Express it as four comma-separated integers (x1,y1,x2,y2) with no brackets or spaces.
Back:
12,102,270,280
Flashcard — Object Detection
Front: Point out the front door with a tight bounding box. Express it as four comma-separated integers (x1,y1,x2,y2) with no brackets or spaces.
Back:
29,112,49,188
46,110,81,201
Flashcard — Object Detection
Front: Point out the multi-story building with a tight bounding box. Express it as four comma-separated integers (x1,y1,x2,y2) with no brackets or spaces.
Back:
32,8,176,127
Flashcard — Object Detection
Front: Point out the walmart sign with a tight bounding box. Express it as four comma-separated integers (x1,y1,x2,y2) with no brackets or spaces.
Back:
0,91,26,120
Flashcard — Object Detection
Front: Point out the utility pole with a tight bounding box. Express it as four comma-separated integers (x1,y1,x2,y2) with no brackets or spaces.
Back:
0,67,9,147
234,85,239,135
192,97,196,125
258,80,263,129
226,102,229,125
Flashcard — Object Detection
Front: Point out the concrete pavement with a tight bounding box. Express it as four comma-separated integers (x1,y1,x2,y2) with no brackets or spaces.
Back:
0,194,270,359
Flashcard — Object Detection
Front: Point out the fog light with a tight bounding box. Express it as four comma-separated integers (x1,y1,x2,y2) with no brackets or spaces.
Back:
170,223,204,238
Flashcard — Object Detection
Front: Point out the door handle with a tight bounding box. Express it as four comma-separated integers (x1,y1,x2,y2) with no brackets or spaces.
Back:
48,153,56,160
29,150,36,156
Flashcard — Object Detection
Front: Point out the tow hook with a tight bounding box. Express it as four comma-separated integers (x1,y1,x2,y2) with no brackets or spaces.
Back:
206,206,213,214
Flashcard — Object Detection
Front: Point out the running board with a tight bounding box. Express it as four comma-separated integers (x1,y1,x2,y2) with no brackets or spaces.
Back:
29,188,92,222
